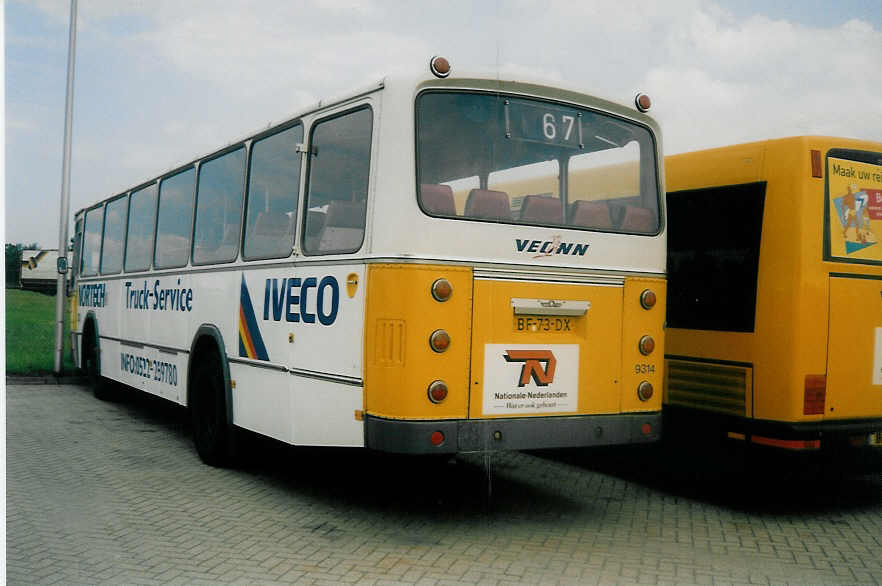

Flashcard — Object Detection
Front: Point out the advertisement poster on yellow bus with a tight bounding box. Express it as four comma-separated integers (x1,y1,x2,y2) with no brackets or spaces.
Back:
828,157,882,262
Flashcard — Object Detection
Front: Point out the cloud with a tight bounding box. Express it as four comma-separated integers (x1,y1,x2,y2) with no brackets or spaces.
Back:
7,0,882,247
643,8,882,152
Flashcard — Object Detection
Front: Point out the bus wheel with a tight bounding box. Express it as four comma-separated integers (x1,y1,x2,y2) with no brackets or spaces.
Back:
85,335,114,401
191,353,236,467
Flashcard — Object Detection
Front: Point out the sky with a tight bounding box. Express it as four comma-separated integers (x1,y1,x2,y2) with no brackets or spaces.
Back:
4,0,882,248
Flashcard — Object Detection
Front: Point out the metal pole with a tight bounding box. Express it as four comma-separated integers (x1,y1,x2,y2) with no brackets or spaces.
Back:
54,0,77,375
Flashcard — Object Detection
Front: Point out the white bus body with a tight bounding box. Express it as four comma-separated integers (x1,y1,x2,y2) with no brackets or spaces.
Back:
71,68,666,464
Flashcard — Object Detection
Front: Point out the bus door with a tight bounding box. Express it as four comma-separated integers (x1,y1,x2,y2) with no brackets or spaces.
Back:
469,276,623,419
826,275,882,420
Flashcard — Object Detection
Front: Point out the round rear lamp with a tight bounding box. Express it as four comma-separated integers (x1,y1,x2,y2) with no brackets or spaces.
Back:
430,430,445,446
431,278,453,302
637,381,654,402
429,329,450,353
428,380,449,403
638,335,655,356
640,289,656,310
430,56,451,78
635,93,651,112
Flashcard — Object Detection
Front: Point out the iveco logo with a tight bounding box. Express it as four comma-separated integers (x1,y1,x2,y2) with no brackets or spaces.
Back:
515,236,590,258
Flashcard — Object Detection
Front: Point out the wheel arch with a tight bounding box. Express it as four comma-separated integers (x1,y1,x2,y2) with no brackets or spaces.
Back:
187,324,233,426
81,310,100,365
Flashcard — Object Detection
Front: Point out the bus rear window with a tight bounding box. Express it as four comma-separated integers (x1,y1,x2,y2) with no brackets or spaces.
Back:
416,91,659,234
666,182,766,332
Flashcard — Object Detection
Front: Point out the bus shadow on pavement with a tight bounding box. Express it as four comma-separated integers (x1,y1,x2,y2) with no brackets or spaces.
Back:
235,433,589,521
534,440,882,514
95,384,588,520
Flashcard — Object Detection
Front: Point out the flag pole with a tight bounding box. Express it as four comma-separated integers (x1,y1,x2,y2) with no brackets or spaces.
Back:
54,0,78,375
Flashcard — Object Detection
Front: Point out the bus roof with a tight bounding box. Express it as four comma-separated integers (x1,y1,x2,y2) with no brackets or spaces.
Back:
75,65,658,217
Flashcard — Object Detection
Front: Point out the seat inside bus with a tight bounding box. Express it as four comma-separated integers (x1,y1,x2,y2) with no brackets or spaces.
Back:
317,200,365,252
465,189,511,221
619,204,656,233
249,211,294,256
569,200,612,230
304,209,327,252
519,194,562,224
420,183,456,216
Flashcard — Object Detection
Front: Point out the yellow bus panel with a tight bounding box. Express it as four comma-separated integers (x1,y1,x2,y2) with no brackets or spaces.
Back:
619,277,665,414
827,275,882,419
469,278,623,417
364,264,473,420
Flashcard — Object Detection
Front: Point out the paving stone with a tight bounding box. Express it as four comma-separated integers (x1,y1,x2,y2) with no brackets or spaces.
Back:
6,384,882,585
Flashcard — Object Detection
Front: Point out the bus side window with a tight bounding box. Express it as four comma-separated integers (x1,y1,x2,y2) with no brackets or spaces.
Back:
125,184,158,272
303,106,372,255
100,194,129,274
154,168,196,269
243,124,303,260
193,147,246,265
80,206,104,276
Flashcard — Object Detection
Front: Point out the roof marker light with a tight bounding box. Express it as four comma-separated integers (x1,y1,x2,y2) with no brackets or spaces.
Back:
635,93,651,112
430,56,451,78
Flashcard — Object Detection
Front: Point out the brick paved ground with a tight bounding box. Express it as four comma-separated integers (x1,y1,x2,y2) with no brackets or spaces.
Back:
6,383,882,585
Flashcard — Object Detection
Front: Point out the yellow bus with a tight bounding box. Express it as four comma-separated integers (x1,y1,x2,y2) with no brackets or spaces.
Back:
68,57,666,465
664,136,882,464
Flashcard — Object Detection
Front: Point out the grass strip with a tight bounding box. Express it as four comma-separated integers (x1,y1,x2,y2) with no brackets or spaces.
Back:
5,289,76,375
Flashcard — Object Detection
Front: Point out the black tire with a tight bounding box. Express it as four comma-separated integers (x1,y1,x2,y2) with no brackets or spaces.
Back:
191,352,236,467
84,333,115,401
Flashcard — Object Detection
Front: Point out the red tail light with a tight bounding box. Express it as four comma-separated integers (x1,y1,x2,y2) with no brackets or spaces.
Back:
640,289,656,309
811,149,823,178
427,380,448,403
638,335,655,356
803,374,826,415
431,278,453,302
429,329,450,352
637,381,653,401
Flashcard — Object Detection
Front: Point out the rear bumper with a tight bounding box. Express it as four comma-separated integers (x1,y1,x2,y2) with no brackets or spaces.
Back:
665,405,882,462
734,415,882,445
365,412,661,454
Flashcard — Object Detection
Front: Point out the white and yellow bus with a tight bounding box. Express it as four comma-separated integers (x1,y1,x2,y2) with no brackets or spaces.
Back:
69,58,666,465
665,136,882,463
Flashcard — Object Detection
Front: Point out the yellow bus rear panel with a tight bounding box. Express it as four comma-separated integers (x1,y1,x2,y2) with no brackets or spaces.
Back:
665,137,882,455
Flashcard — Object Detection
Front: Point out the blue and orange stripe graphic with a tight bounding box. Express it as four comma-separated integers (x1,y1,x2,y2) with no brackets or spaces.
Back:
239,275,269,361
